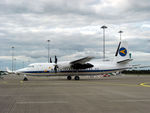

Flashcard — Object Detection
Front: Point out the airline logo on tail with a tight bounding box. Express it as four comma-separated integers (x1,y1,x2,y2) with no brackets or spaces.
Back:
119,47,127,56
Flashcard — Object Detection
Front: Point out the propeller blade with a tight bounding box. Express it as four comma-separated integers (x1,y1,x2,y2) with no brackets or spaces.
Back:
54,55,58,73
50,57,52,63
55,55,57,64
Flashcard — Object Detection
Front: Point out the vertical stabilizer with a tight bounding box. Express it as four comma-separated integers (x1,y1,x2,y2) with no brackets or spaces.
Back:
115,41,131,63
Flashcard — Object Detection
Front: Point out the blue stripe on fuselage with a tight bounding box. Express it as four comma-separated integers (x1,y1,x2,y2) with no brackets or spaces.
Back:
21,68,126,74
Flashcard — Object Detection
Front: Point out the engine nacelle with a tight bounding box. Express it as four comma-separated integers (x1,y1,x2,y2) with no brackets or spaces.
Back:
57,61,71,70
71,63,94,69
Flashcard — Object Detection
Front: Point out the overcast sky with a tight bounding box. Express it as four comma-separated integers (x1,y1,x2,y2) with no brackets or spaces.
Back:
0,0,150,70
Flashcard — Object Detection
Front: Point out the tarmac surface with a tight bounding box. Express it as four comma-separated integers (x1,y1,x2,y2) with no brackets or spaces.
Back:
0,74,150,113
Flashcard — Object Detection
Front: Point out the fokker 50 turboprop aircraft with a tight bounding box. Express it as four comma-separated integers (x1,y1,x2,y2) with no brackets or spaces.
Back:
10,40,134,81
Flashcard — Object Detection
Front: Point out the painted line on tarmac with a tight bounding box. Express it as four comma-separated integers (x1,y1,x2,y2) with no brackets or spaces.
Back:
3,81,7,84
20,81,24,83
0,81,23,85
0,81,8,84
82,81,140,87
140,83,150,87
111,99,150,102
16,101,68,104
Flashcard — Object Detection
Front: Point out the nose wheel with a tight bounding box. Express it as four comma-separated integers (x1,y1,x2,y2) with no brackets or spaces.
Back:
23,75,28,81
74,76,80,80
23,77,28,81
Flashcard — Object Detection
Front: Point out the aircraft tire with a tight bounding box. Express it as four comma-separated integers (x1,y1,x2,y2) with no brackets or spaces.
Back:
23,77,28,81
74,76,80,80
67,76,72,80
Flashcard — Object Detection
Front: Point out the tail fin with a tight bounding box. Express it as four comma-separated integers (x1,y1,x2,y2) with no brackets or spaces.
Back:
115,41,132,63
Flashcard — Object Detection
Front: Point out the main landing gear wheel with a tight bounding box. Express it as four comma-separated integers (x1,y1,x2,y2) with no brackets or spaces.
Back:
23,77,28,81
74,76,80,80
67,76,72,80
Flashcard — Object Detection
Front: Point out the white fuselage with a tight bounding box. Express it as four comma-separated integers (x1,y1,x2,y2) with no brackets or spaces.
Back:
15,60,129,76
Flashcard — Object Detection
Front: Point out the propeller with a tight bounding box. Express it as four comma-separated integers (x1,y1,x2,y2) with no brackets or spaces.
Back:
55,55,57,64
50,57,52,63
54,55,58,73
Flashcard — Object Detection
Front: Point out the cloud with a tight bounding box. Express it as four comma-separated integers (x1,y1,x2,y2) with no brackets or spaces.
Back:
0,0,150,70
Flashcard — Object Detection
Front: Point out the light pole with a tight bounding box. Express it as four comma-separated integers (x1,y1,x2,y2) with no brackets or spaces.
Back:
101,25,107,61
14,58,16,71
11,46,14,72
47,40,50,63
22,61,24,68
118,30,123,41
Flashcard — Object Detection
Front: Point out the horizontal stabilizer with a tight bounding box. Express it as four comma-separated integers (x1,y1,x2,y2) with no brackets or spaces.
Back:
117,59,133,64
131,65,150,69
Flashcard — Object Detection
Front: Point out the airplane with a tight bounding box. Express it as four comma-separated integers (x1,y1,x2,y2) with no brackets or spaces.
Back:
12,40,134,81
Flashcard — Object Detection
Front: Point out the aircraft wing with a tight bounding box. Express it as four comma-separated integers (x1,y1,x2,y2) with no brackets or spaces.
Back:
70,56,94,64
69,56,94,69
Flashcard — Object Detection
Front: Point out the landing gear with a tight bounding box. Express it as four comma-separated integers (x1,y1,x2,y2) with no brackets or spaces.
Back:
23,77,28,81
74,76,80,80
67,76,72,80
67,75,80,80
23,75,28,81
